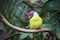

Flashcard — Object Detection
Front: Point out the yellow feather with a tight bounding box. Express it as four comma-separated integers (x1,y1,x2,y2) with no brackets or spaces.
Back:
30,12,42,29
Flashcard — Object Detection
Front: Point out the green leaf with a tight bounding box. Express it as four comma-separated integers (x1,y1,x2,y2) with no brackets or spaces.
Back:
19,33,33,40
42,24,53,28
41,0,48,3
19,33,29,40
28,34,33,39
55,26,60,39
45,1,60,10
42,24,56,31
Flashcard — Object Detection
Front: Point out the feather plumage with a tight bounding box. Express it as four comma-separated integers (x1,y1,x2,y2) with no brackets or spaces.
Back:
29,12,42,29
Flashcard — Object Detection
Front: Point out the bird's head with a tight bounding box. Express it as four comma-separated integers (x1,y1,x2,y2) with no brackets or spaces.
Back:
28,11,38,19
28,11,34,19
28,11,39,19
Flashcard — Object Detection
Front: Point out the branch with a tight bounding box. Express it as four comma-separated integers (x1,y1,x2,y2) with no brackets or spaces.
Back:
22,1,39,13
0,13,56,40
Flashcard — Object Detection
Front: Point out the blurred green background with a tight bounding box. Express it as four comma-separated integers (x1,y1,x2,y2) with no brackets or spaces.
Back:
0,0,60,40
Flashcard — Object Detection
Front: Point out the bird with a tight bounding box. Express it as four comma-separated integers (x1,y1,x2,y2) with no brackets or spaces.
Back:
28,11,42,29
28,11,43,40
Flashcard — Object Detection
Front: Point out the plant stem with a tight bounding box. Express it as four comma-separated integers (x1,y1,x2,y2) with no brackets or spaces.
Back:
33,33,37,40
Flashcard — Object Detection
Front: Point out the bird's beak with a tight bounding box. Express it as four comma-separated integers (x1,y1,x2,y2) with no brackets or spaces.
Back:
27,14,30,19
28,16,30,19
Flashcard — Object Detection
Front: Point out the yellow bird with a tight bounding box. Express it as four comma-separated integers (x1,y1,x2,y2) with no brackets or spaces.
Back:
28,11,42,29
28,11,43,40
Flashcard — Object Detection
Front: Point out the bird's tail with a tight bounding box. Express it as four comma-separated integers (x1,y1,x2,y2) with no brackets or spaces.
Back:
33,32,37,40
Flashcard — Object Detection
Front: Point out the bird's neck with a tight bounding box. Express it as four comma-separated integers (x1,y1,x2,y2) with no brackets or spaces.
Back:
33,12,39,17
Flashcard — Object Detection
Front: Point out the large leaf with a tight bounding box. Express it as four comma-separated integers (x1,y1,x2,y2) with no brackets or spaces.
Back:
41,0,48,3
44,0,60,10
55,26,60,39
19,33,33,40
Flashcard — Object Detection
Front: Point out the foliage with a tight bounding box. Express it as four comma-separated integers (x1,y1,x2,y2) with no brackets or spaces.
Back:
0,0,60,40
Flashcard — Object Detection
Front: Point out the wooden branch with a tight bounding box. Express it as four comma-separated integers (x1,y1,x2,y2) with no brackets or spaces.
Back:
22,1,39,13
0,13,56,40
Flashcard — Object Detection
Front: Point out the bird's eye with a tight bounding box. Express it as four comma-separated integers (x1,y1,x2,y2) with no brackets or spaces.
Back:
29,13,32,17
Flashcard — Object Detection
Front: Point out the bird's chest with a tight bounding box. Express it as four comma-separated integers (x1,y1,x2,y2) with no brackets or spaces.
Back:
30,18,41,29
30,20,40,26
